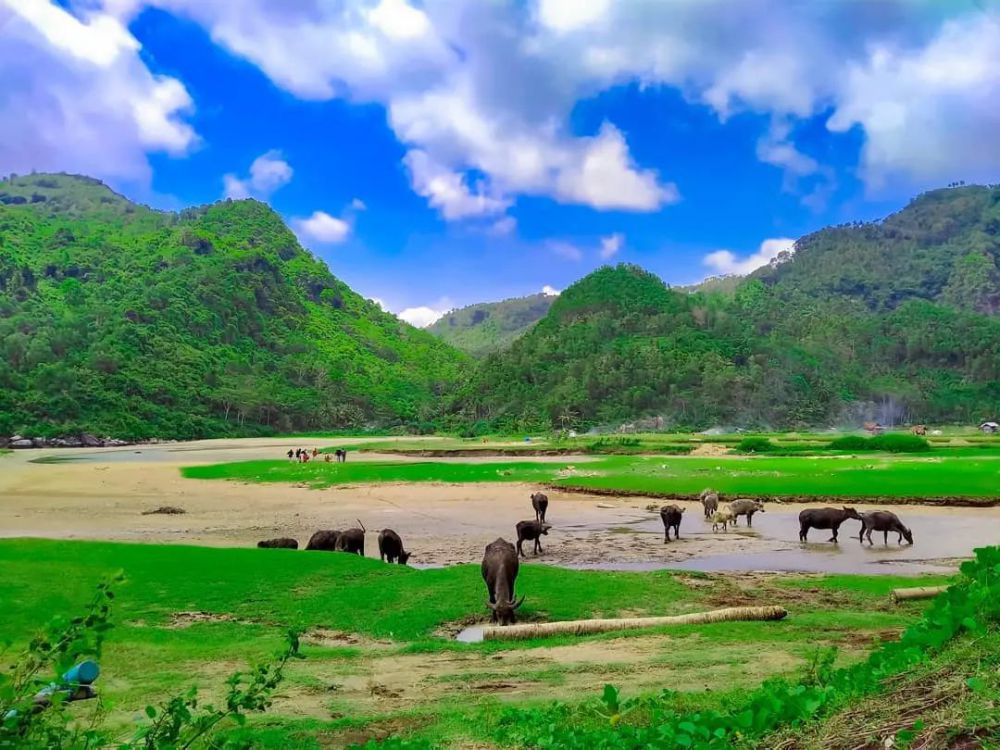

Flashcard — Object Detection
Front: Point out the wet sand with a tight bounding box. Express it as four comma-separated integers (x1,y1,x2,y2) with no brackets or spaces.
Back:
1,438,997,574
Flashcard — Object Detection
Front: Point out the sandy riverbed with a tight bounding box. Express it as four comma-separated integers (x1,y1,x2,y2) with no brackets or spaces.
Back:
2,438,997,574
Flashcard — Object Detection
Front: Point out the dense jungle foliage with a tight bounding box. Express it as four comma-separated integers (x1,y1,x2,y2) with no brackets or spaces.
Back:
427,292,555,358
0,174,466,439
453,186,1000,431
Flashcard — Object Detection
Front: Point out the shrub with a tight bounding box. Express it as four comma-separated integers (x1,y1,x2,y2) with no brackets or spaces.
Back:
869,433,931,452
735,436,776,453
828,433,930,453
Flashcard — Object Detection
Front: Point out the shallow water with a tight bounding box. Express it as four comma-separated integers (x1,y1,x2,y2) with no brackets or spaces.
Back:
455,625,485,643
573,509,998,575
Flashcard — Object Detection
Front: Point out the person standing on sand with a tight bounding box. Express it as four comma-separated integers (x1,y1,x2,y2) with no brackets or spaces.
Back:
287,449,294,461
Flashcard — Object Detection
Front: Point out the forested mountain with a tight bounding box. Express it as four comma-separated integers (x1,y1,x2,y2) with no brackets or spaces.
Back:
427,293,555,357
0,174,466,439
453,186,1000,431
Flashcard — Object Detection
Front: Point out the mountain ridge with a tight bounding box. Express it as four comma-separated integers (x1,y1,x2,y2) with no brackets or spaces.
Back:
0,173,467,439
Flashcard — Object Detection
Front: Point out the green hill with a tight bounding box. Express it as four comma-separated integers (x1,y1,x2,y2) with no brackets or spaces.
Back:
426,293,555,357
0,173,467,439
453,186,1000,431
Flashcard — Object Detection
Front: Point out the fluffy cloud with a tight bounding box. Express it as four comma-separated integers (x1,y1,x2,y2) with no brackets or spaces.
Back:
0,0,196,183
292,210,351,244
600,233,624,260
548,240,584,262
223,150,293,199
6,0,996,206
541,284,561,296
397,306,445,327
704,238,796,275
488,216,517,236
827,13,1000,188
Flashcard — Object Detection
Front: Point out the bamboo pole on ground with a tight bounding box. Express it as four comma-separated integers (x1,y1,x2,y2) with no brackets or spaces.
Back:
890,585,948,603
480,605,787,642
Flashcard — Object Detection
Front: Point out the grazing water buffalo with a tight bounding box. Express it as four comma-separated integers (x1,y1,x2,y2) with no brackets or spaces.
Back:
700,492,719,519
305,530,342,551
257,537,298,549
659,504,684,542
530,492,549,523
515,520,551,557
711,509,735,532
335,519,366,556
859,511,913,545
728,499,765,527
377,529,411,564
798,507,862,543
482,538,524,625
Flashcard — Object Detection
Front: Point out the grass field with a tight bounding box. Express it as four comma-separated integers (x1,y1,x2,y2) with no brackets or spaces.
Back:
0,539,952,748
182,453,1000,502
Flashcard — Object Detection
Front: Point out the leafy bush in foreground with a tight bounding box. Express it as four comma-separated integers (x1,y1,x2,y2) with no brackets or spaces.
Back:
0,577,301,749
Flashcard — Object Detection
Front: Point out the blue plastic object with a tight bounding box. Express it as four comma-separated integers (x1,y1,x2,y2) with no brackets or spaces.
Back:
62,660,99,685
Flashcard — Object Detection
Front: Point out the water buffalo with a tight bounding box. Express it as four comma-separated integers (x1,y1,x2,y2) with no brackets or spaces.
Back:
659,504,684,542
515,520,551,557
700,491,719,519
728,499,765,527
335,519,366,556
711,509,735,532
859,511,913,545
482,538,524,625
530,492,549,523
257,538,298,549
798,507,862,543
377,528,411,564
305,530,342,551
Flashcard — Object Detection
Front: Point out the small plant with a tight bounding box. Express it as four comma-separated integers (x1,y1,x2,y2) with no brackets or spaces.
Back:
828,433,930,453
736,436,775,453
126,630,303,749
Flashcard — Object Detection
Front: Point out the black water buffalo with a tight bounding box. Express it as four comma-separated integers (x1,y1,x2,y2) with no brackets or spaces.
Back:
481,538,524,625
700,491,719,519
377,528,411,564
659,504,684,542
335,519,366,556
515,520,551,557
257,537,298,549
530,492,549,523
798,507,862,543
728,499,765,527
304,530,342,551
859,511,913,545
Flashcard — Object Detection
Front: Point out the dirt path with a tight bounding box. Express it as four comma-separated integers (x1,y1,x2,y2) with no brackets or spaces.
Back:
1,439,997,573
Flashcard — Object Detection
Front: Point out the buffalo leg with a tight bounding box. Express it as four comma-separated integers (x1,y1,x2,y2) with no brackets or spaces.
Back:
535,538,542,555
517,539,525,557
799,524,808,542
829,524,839,543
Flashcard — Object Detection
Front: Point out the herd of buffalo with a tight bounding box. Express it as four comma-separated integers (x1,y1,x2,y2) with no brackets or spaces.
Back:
256,488,914,627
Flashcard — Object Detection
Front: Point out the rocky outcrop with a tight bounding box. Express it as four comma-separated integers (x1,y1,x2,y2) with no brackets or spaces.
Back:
4,434,136,449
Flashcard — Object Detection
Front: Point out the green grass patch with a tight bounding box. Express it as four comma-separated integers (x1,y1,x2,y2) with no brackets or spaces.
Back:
184,453,1000,501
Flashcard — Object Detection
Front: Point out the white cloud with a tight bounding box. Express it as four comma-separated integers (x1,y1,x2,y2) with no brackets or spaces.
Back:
0,0,196,183
403,148,510,219
6,0,996,204
600,232,624,259
827,13,1000,188
350,197,367,211
397,306,447,327
223,150,292,199
704,238,796,275
369,297,388,311
542,285,561,296
292,210,351,244
488,216,517,236
548,240,584,262
537,0,611,33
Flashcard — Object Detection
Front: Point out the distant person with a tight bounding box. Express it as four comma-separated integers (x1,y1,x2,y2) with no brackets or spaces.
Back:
324,453,332,463
340,449,347,463
287,449,294,461
312,447,319,458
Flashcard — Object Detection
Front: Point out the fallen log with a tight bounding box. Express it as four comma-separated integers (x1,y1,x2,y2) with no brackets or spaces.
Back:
480,605,787,642
891,585,948,603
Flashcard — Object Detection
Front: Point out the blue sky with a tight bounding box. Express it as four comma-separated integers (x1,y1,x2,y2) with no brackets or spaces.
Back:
2,1,998,325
